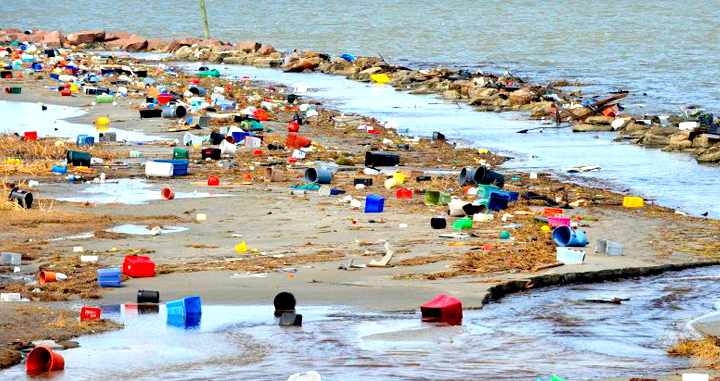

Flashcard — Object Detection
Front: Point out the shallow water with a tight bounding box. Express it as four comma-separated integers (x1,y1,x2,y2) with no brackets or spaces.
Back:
107,224,189,235
3,266,720,380
3,1,719,114
0,100,156,141
193,63,720,218
55,178,229,205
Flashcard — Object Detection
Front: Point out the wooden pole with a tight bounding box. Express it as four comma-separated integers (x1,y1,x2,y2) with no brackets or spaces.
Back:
199,0,210,39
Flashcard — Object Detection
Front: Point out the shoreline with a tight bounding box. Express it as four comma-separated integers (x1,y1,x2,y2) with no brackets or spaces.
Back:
0,40,719,378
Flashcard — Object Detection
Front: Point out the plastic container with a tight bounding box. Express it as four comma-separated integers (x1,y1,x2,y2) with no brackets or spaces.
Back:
139,109,163,118
354,178,373,187
9,188,33,209
23,131,38,141
304,167,333,184
421,294,463,326
80,306,101,321
137,289,160,304
95,94,113,103
201,148,221,161
552,226,588,247
547,216,571,227
395,188,413,200
5,86,21,94
207,176,220,186
26,346,64,374
51,165,67,174
364,194,385,213
452,217,473,231
99,132,116,142
1,252,21,266
556,247,586,265
157,93,173,105
145,161,174,177
623,196,644,208
161,105,187,118
97,267,122,287
364,151,400,167
66,150,91,166
231,131,250,143
543,207,564,217
488,192,511,211
166,295,202,327
122,255,156,278
173,147,189,160
161,187,175,200
424,190,440,205
154,160,189,176
459,166,505,188
605,241,624,256
286,132,311,149
76,134,94,146
430,217,447,229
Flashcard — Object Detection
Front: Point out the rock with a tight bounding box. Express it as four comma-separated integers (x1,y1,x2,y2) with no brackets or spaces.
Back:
585,115,614,125
693,134,713,149
572,123,613,132
57,340,80,349
165,38,202,53
252,56,283,68
640,132,670,146
104,31,131,42
359,66,383,75
409,86,435,95
42,31,64,48
524,101,553,116
66,30,105,45
283,57,320,73
258,44,275,55
442,90,461,100
508,88,535,106
236,40,260,53
146,38,168,51
468,88,498,105
174,46,194,60
222,56,249,65
105,34,147,51
697,146,720,162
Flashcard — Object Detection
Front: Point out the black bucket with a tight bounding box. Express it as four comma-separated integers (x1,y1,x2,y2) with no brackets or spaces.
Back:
279,312,302,327
9,188,33,209
210,132,226,145
430,217,447,229
201,148,222,160
139,109,163,119
137,289,160,304
138,304,160,314
462,203,486,215
364,151,400,168
66,150,92,166
432,131,446,141
459,166,505,188
353,178,373,187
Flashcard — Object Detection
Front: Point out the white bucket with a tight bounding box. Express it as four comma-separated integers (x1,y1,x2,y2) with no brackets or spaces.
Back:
145,161,174,177
220,139,237,156
448,198,467,217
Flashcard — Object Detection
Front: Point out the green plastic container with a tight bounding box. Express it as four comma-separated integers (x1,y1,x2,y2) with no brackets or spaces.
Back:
7,86,21,94
129,150,143,158
196,69,220,78
438,192,451,206
476,184,500,199
96,94,114,104
452,217,473,231
173,147,189,160
424,190,440,205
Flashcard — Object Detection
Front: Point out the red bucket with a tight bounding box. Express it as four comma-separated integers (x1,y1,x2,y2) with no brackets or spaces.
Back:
26,346,65,374
157,93,173,106
208,176,220,186
122,255,156,278
420,294,463,326
24,131,38,141
80,306,101,321
287,120,299,133
286,133,311,149
161,187,175,200
395,188,413,200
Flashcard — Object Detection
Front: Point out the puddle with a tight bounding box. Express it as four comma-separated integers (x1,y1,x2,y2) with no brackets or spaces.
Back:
185,63,720,218
107,224,189,236
3,266,720,380
55,179,230,205
0,101,157,142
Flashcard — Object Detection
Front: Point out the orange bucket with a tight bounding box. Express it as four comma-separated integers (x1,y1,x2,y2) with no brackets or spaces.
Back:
38,271,57,286
286,133,311,149
160,187,175,200
26,346,65,374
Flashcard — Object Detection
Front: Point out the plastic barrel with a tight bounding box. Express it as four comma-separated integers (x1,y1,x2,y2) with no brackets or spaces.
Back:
66,150,91,166
97,267,122,287
274,292,296,317
364,151,400,167
552,226,588,247
145,161,174,177
161,105,187,119
8,188,33,209
304,167,333,184
137,289,160,304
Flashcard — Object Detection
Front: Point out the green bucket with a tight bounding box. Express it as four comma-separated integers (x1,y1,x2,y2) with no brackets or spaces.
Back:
173,147,189,160
452,217,473,231
196,69,220,78
476,184,500,199
438,192,451,206
424,190,440,205
96,94,114,104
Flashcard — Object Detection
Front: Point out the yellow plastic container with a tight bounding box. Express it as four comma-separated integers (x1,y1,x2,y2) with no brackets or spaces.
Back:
623,196,644,208
392,172,406,185
70,83,79,93
370,73,391,84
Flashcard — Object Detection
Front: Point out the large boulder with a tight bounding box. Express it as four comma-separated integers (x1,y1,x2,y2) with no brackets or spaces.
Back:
105,34,147,51
104,31,131,42
174,46,195,60
509,88,535,106
468,88,498,105
585,115,614,125
146,38,168,51
283,57,321,73
693,134,713,149
42,31,64,48
640,132,670,146
697,146,720,162
236,40,260,53
66,30,105,45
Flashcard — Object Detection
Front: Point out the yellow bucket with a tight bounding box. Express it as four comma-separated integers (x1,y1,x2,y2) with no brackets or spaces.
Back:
392,172,406,185
623,196,644,208
370,73,391,85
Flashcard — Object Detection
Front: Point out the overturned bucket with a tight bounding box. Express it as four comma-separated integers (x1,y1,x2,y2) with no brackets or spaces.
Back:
9,188,33,209
304,167,333,184
26,346,64,374
552,226,588,247
161,105,187,119
459,166,505,188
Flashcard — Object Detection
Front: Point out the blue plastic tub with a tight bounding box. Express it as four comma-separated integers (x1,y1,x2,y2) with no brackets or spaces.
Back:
364,194,385,213
488,190,519,202
97,267,122,288
231,131,251,143
154,159,189,176
166,296,202,327
553,226,588,247
76,135,95,146
51,165,67,174
488,192,511,211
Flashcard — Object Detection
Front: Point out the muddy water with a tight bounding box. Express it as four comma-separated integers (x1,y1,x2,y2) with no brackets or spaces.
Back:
3,266,720,380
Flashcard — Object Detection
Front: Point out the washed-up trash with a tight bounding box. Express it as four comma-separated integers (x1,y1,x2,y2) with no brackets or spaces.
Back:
279,312,303,327
208,176,220,186
368,242,394,267
235,241,248,254
288,371,322,381
364,194,385,213
80,255,98,263
566,165,601,173
166,295,202,328
421,294,463,325
122,255,156,278
552,226,588,247
196,213,207,222
452,217,473,231
66,150,91,166
97,267,122,287
623,196,644,208
459,166,505,188
473,213,494,222
304,167,333,184
137,289,160,304
80,306,102,321
26,346,64,374
556,247,585,264
682,374,709,381
547,216,571,227
161,187,175,200
24,131,38,141
364,151,399,167
39,271,67,285
430,217,447,229
1,252,22,266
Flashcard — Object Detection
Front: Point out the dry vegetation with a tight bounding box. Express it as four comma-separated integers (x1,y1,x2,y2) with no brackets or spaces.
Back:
669,336,720,368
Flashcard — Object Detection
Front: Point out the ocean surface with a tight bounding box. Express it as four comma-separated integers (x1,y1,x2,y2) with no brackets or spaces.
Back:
3,0,719,114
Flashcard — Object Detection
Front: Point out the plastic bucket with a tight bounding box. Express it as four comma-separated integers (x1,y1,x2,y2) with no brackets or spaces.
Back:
173,147,189,160
161,105,187,119
38,271,57,285
365,151,400,167
552,226,588,247
76,135,94,146
430,217,447,229
139,108,163,118
201,148,221,160
208,176,220,186
9,188,33,209
145,161,174,177
26,346,64,374
137,289,160,304
154,160,189,176
304,167,333,184
424,190,440,205
161,187,175,200
547,216,571,227
364,194,385,213
488,192,510,211
66,150,91,166
23,131,38,141
80,306,101,321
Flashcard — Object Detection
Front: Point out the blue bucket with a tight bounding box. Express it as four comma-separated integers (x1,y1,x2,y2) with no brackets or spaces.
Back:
488,192,511,211
97,267,122,288
167,296,202,327
231,131,250,143
304,167,333,184
364,194,385,213
552,226,588,247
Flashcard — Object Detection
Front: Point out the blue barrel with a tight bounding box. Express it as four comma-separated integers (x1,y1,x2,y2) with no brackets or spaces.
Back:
552,226,588,247
304,167,333,184
97,268,122,287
